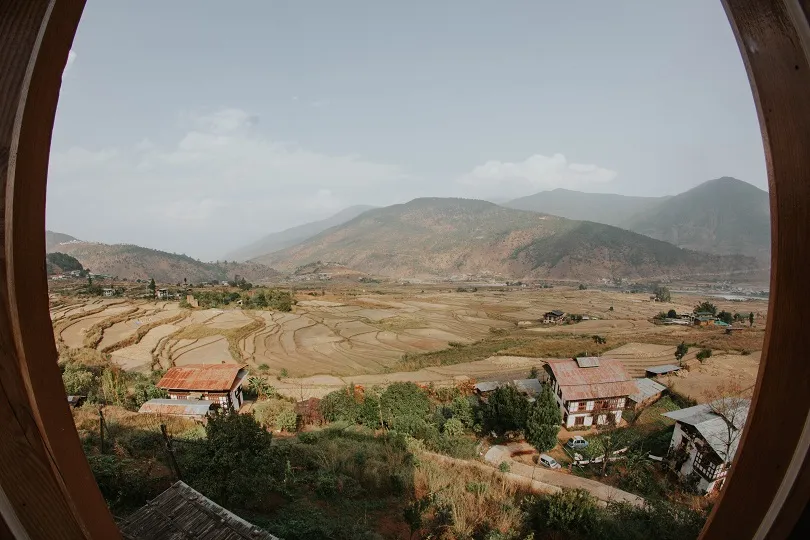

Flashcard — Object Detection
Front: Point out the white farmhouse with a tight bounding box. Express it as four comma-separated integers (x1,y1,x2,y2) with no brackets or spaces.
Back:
663,399,750,494
545,357,637,428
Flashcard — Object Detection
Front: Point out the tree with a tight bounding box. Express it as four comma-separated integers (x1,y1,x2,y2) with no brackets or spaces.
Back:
578,284,587,290
592,335,606,345
675,342,689,365
62,364,96,396
694,301,717,315
749,312,755,327
319,386,360,423
443,417,464,437
380,382,432,427
147,278,156,297
525,386,562,452
717,311,733,324
702,382,750,467
181,410,285,508
529,366,539,379
481,384,529,435
667,309,677,318
696,348,712,362
653,286,671,302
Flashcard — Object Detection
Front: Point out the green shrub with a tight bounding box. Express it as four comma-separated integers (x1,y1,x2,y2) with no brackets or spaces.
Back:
499,461,511,473
254,398,296,430
443,417,464,437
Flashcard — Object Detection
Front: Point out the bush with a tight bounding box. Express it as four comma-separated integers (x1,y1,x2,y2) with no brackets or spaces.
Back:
380,382,432,426
319,387,360,423
277,409,299,432
499,461,511,473
116,429,164,458
87,454,161,509
696,348,712,362
254,398,296,430
443,417,464,437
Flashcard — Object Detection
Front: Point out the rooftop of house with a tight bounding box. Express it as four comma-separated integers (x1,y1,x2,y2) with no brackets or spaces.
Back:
645,364,681,375
545,310,565,317
546,357,637,401
629,378,666,403
664,399,751,461
119,481,279,540
138,398,215,417
156,364,248,392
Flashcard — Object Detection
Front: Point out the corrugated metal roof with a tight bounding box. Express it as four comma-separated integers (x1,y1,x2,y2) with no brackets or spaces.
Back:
645,364,681,375
474,381,500,392
576,357,600,368
157,364,248,392
513,379,543,395
138,399,214,417
629,378,665,403
546,358,636,401
663,399,750,461
546,310,565,317
120,481,279,540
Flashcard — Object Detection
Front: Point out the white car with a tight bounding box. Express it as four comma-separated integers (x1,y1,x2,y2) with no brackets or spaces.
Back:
539,454,562,469
566,436,589,450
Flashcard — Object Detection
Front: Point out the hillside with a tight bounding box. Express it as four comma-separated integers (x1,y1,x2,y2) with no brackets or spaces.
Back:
621,177,770,260
255,198,759,281
224,205,376,261
46,230,79,251
46,234,280,284
505,189,665,226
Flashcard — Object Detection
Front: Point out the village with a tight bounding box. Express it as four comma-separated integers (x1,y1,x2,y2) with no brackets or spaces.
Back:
49,277,766,537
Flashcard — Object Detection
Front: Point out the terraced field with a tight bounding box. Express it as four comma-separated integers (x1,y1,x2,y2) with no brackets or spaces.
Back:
50,287,768,391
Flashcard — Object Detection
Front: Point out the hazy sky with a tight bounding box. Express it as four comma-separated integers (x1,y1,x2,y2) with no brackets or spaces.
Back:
48,0,767,261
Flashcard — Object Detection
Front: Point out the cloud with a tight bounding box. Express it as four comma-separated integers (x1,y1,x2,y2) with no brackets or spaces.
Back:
47,107,404,260
458,153,617,197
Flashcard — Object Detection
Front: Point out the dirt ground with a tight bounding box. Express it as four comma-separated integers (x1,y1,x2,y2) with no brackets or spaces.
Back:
50,287,767,395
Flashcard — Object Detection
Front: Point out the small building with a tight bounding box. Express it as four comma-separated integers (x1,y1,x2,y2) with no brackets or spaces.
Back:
102,288,115,297
645,364,682,378
695,316,716,327
156,364,249,411
543,310,566,324
513,378,543,397
663,399,751,494
473,381,500,394
156,288,170,300
545,357,637,428
119,481,279,540
66,395,85,408
138,398,216,419
627,378,666,410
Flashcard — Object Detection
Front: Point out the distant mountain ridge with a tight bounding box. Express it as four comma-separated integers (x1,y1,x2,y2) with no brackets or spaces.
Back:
224,205,376,261
505,189,665,226
504,177,769,260
254,197,759,281
46,232,280,284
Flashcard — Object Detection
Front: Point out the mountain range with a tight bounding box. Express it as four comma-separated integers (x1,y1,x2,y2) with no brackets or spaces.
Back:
46,232,279,284
223,205,376,262
504,177,770,260
254,197,759,281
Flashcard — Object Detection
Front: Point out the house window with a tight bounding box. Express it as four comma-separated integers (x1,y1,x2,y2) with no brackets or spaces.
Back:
694,450,721,479
574,416,585,426
569,401,579,412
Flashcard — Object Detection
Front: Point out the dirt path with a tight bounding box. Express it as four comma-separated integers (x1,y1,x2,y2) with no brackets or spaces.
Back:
483,445,644,507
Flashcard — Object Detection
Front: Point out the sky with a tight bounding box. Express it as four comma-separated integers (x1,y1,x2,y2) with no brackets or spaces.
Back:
48,0,767,261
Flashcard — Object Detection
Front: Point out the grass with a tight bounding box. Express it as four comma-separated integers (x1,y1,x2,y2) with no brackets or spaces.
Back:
169,315,265,364
82,307,141,348
643,328,765,354
398,337,528,370
99,310,189,355
634,396,680,429
503,332,631,358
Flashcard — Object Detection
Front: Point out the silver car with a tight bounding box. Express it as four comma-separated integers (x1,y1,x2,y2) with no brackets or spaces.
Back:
539,454,562,469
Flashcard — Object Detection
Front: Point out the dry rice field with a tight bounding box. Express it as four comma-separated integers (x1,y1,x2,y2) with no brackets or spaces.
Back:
50,287,768,401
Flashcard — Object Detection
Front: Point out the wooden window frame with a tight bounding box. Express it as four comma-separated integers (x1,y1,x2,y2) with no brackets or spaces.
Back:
1,0,809,538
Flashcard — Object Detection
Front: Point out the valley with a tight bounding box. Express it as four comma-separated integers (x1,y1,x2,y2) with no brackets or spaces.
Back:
51,284,767,402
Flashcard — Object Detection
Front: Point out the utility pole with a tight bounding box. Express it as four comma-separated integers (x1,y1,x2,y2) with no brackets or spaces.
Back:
98,408,105,454
160,424,183,481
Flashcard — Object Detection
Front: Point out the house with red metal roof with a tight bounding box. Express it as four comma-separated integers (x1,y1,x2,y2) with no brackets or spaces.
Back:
156,363,249,411
544,357,637,428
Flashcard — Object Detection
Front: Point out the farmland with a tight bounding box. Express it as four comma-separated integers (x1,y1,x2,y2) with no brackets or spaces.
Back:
50,285,767,403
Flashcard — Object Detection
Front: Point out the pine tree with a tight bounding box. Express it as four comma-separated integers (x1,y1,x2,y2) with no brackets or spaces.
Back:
749,312,754,327
148,278,156,297
526,385,562,452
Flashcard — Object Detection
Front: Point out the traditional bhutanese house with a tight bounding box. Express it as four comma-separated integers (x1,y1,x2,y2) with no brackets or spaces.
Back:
663,399,751,494
138,398,216,419
156,364,248,411
545,357,637,428
120,481,279,540
543,310,566,324
102,288,115,297
627,378,666,410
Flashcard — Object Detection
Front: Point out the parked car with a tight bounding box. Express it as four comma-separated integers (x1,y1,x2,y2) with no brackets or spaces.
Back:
538,454,562,469
566,436,589,450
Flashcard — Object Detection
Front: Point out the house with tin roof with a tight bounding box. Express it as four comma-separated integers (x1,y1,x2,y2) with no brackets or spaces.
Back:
544,357,637,428
663,398,750,494
156,364,249,411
